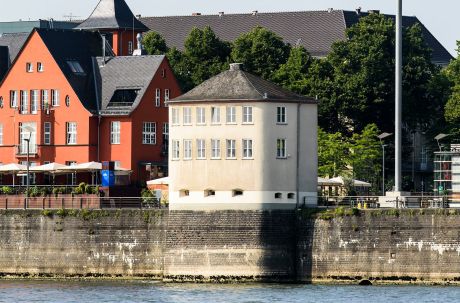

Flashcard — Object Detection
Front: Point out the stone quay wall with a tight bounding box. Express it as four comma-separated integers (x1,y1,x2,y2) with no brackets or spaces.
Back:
2,208,460,284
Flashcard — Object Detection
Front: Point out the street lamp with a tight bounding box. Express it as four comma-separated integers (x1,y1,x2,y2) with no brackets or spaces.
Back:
435,133,449,151
378,132,393,196
21,125,34,209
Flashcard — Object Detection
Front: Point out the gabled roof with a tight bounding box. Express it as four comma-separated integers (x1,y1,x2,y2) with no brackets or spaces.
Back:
171,64,316,103
35,29,103,112
0,32,29,63
95,55,164,116
77,0,148,31
140,10,452,65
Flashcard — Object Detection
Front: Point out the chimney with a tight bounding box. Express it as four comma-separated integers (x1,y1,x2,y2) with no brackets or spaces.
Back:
219,11,224,17
136,14,142,19
368,10,380,14
192,13,202,16
229,63,243,71
102,35,106,65
355,7,362,15
133,33,147,56
252,10,258,16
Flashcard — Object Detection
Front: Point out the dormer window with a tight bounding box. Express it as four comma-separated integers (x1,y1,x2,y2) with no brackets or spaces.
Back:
26,62,33,73
108,89,139,107
66,61,85,74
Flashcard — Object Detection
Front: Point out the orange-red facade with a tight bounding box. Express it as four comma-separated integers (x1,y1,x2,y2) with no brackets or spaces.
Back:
0,30,180,185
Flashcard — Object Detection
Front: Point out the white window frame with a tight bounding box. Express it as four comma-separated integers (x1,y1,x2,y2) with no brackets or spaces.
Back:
10,90,18,108
31,90,39,114
142,122,156,145
51,89,60,107
44,122,51,145
226,139,236,159
211,107,221,124
243,106,253,124
155,88,161,107
110,121,121,144
0,123,3,145
196,107,206,125
183,107,192,125
277,138,287,159
66,122,77,145
172,140,180,160
226,106,236,124
165,89,170,102
211,139,221,159
243,139,253,159
184,139,192,160
37,62,44,72
128,41,133,55
26,62,33,73
20,90,28,114
41,90,49,110
163,123,169,145
171,108,180,125
277,106,287,124
197,139,206,159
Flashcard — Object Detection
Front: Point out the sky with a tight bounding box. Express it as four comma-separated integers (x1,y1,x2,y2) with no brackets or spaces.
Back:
2,0,458,56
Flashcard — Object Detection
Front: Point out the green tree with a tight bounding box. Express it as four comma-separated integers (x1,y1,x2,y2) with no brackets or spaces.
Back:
231,26,290,79
142,31,168,55
272,46,313,95
348,124,382,190
314,14,442,135
444,41,460,124
166,47,194,92
184,26,231,87
318,128,349,178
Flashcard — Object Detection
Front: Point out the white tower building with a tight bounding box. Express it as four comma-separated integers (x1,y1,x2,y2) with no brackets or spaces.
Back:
168,63,318,210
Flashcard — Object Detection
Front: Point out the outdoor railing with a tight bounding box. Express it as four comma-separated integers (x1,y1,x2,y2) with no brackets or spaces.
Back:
317,195,449,209
0,196,166,210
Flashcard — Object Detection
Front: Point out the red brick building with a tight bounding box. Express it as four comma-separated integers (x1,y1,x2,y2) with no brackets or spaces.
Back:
0,0,180,186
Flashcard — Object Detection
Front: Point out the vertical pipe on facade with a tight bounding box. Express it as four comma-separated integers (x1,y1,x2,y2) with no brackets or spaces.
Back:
91,57,101,163
296,103,300,208
395,0,402,192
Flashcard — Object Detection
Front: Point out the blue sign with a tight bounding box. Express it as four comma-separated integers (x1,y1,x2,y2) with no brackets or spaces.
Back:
102,170,115,187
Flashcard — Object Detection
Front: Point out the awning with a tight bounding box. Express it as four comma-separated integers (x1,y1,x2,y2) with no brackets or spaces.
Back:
147,176,170,186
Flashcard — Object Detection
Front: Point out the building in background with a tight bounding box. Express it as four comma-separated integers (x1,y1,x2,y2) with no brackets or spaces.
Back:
0,0,181,186
168,63,317,210
140,9,452,66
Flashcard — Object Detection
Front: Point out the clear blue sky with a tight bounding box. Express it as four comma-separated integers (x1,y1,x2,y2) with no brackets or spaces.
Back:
3,0,459,56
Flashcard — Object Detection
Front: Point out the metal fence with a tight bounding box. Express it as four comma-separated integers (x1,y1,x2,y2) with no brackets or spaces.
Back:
318,195,449,209
0,196,165,210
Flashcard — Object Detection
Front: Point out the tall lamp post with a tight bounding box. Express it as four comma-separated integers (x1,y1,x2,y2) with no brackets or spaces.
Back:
378,132,393,196
435,133,449,152
395,0,403,193
21,125,34,209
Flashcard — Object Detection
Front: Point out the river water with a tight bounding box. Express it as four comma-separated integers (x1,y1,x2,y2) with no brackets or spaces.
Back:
0,280,458,303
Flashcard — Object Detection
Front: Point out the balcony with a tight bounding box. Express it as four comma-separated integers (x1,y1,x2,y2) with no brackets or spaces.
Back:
16,145,39,158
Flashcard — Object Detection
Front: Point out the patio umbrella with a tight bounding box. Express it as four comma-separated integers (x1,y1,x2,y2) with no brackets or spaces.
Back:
318,177,342,186
64,162,102,185
0,163,27,187
30,162,70,186
147,176,170,186
329,176,372,188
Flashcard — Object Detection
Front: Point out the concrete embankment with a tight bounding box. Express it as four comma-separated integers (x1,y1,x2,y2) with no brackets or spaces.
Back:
2,208,460,284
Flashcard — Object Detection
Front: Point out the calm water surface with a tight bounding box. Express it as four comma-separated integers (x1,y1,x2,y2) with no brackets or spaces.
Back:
0,280,459,303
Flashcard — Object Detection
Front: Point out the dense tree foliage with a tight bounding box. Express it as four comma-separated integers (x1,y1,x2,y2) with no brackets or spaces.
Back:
231,26,290,80
319,124,381,186
143,31,169,55
146,15,455,191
